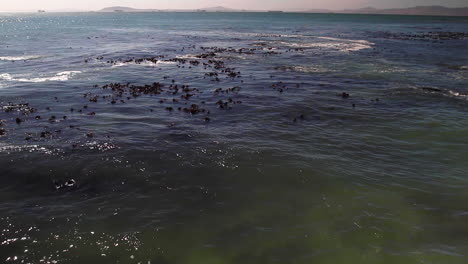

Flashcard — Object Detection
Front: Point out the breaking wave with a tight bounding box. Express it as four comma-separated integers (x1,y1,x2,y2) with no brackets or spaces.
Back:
0,71,81,83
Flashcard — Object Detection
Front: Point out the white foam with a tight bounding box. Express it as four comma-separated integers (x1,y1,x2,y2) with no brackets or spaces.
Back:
292,65,332,73
0,71,81,83
276,65,331,73
112,60,176,68
219,54,248,60
0,143,53,154
0,73,13,81
112,62,133,68
0,55,43,61
316,37,374,46
156,61,177,65
277,37,374,52
177,31,308,39
449,90,468,98
176,54,201,60
250,33,307,38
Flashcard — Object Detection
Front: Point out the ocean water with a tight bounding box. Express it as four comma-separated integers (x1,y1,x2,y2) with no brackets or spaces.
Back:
0,12,467,263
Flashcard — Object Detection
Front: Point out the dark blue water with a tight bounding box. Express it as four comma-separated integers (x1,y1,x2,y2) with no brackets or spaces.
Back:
0,12,467,264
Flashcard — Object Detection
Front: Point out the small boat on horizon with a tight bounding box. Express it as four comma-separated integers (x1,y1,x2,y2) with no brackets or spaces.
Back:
38,10,46,13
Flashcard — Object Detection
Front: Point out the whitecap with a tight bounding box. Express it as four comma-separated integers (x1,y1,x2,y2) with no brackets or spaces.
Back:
0,55,43,61
0,71,81,83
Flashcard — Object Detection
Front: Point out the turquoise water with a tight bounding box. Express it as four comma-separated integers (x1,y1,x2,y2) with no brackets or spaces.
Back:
0,12,467,263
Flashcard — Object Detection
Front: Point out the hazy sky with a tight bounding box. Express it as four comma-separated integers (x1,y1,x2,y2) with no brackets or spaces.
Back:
1,0,466,12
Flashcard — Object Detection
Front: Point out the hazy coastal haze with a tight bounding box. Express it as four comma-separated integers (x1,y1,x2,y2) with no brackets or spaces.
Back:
1,0,467,12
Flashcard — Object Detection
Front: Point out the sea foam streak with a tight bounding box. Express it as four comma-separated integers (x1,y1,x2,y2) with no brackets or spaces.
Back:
0,71,81,83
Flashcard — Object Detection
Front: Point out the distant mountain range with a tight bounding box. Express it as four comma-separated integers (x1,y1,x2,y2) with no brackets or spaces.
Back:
200,6,238,12
310,6,468,16
99,7,152,12
98,6,468,16
98,6,239,13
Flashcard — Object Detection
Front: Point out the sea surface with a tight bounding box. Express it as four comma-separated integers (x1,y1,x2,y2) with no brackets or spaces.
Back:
0,12,467,264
